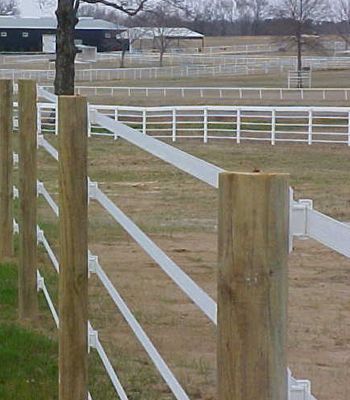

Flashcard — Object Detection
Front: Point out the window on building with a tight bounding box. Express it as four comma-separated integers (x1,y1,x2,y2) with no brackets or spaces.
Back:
1,32,7,37
105,33,111,39
74,39,83,45
22,32,29,38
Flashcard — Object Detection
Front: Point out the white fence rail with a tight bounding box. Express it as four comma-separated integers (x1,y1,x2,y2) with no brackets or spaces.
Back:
4,56,350,82
41,84,350,102
35,101,350,146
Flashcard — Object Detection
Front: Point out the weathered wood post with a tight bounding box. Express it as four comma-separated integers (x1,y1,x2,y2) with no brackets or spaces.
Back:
217,172,289,400
18,80,38,320
0,80,14,261
58,96,88,400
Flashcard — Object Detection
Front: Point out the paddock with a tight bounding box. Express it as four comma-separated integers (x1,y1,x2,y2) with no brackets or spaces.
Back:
1,35,350,400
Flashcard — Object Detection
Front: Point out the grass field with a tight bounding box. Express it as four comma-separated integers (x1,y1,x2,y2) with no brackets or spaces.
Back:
30,135,350,400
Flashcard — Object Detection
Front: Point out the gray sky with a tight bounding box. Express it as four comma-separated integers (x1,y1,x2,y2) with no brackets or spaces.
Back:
19,0,55,17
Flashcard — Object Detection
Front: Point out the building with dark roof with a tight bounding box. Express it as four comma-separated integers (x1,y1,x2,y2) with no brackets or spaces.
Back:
0,16,127,53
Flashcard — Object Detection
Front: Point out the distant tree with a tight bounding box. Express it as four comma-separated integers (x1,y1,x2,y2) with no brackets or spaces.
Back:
332,0,350,50
271,0,327,87
244,0,269,35
55,0,148,95
55,0,186,95
0,0,18,15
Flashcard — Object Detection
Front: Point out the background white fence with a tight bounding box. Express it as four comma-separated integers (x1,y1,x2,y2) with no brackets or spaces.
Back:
41,84,350,102
35,100,350,145
4,56,350,82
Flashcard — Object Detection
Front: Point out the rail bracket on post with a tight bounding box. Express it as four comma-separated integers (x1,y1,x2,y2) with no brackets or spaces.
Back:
290,198,313,239
88,252,99,277
88,178,99,202
88,326,99,352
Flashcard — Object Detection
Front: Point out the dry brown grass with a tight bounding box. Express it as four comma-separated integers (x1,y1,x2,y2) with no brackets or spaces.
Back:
33,136,350,400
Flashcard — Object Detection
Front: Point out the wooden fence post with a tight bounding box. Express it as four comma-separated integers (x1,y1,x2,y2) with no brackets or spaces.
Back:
0,80,14,261
18,80,38,320
58,96,88,400
217,172,289,400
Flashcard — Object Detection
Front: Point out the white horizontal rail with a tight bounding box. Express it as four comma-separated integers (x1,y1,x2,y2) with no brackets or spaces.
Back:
37,181,59,216
92,185,217,324
37,227,59,273
36,270,59,328
94,260,190,400
88,323,129,400
308,209,350,258
35,222,128,400
38,135,59,160
34,179,191,400
6,55,350,82
41,84,350,102
94,113,224,187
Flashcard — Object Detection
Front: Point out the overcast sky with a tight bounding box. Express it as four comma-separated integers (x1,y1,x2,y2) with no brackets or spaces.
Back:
19,0,55,17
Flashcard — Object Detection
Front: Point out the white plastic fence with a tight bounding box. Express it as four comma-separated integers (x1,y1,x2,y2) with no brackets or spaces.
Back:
4,55,350,82
33,87,350,399
40,84,350,102
35,100,350,146
288,70,312,89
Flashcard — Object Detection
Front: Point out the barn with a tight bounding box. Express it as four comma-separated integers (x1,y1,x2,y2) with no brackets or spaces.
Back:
0,16,127,53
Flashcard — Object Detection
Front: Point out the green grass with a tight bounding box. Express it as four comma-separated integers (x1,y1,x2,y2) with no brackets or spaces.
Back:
0,263,58,399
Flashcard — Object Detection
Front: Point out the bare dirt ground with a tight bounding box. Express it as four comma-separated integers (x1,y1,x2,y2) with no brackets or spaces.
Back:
34,137,350,400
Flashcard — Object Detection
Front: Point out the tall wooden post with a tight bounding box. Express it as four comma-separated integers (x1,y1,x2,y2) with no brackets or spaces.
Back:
58,96,88,400
217,172,289,400
0,80,13,261
18,80,38,320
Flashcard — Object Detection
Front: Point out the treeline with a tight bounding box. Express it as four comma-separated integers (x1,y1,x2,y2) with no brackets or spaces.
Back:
78,0,350,38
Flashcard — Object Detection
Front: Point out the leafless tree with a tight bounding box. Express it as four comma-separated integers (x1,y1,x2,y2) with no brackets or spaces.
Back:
244,0,269,35
332,0,350,50
115,28,145,67
55,0,186,95
0,0,18,15
55,0,148,95
271,0,327,87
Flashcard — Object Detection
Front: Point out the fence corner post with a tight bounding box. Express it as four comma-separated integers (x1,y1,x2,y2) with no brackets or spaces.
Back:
0,79,14,262
18,79,38,320
58,95,88,400
217,171,289,400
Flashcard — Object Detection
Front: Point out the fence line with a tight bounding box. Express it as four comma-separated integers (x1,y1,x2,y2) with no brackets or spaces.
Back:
23,86,350,399
4,56,350,82
37,124,321,400
40,84,350,102
35,99,350,146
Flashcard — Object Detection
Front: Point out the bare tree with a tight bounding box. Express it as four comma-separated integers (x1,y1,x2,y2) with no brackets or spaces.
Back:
271,0,327,86
246,0,269,35
55,0,148,95
0,0,18,15
55,0,186,95
152,27,176,66
115,28,144,67
332,0,350,50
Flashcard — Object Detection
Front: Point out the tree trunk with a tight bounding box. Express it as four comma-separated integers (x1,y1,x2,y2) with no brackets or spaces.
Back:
159,51,164,67
54,0,78,95
120,49,126,68
296,29,303,89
